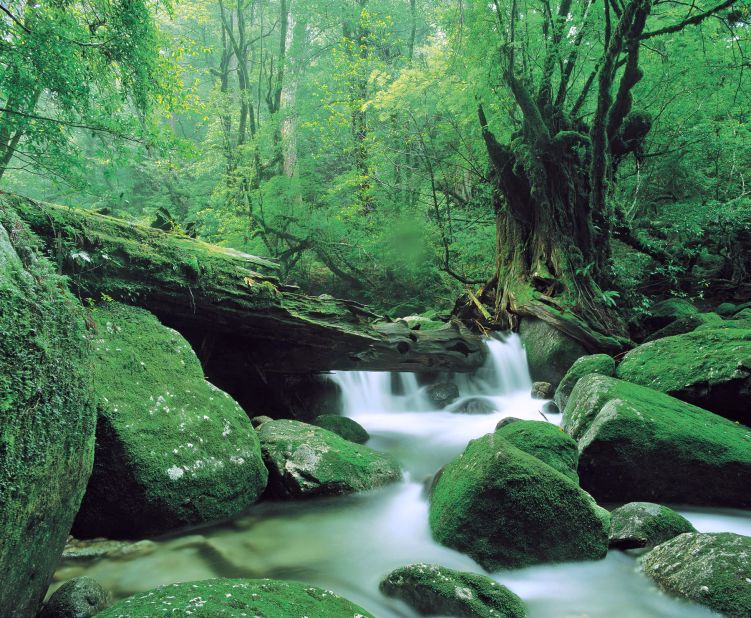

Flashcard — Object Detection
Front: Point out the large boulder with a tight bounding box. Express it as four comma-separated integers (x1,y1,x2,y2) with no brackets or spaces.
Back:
564,374,751,507
380,564,526,618
39,577,110,618
258,419,401,498
518,318,587,387
429,432,609,570
72,302,268,539
608,502,695,550
554,354,615,411
96,578,375,617
0,214,96,618
495,420,579,483
640,298,698,333
642,312,722,342
641,533,751,618
312,414,369,444
616,329,751,424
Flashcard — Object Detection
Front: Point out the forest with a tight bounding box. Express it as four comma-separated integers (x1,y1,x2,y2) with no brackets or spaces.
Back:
1,1,751,618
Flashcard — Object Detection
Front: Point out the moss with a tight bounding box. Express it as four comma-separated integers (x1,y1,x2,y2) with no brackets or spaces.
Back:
616,328,751,423
312,415,370,444
494,420,579,482
643,312,722,342
564,374,751,507
518,318,587,387
554,354,615,410
259,420,401,498
609,502,695,550
641,533,751,618
429,433,609,570
96,578,375,617
380,563,527,618
0,210,96,617
72,302,267,538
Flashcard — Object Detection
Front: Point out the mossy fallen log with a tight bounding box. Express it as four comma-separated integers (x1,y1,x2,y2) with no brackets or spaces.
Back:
5,193,485,374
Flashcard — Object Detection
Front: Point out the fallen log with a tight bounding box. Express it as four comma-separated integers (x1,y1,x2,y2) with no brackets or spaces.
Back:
4,193,485,374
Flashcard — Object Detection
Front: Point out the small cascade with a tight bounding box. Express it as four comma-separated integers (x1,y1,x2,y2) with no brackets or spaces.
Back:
331,370,428,415
456,332,532,397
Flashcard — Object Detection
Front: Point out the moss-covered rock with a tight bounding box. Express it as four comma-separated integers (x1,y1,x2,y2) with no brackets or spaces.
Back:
641,298,698,332
72,302,267,539
564,374,751,507
379,564,526,618
554,354,615,411
39,577,110,618
429,433,608,570
518,318,587,387
312,414,369,444
643,312,722,342
641,533,751,618
0,213,96,618
495,420,579,483
608,502,695,550
616,329,751,424
96,578,375,617
259,419,401,498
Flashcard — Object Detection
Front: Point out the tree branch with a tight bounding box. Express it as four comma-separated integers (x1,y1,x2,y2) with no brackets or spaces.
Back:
641,0,738,39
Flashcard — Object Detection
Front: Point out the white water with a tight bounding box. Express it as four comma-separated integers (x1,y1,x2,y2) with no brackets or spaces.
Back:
53,334,750,617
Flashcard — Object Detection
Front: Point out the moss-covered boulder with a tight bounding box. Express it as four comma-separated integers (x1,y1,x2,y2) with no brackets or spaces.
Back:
616,329,751,424
495,420,579,483
641,533,751,618
39,577,110,618
518,318,587,387
96,578,375,617
72,302,267,538
0,214,96,618
641,298,698,333
429,432,608,570
643,312,722,342
564,375,751,507
554,354,615,411
380,564,526,618
312,414,369,444
258,419,401,498
608,502,695,550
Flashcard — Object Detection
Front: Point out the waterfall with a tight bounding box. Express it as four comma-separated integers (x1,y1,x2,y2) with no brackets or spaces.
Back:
331,333,535,418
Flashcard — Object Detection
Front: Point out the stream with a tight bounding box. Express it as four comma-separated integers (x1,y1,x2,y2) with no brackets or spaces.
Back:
52,334,751,617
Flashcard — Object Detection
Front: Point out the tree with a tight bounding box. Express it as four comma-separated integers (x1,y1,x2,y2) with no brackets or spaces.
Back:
452,0,743,339
0,0,171,184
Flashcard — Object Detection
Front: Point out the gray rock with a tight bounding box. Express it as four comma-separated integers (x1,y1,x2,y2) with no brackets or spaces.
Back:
452,397,497,415
380,563,527,618
258,419,401,498
609,502,695,550
641,532,751,618
426,382,460,408
39,577,110,618
531,381,554,399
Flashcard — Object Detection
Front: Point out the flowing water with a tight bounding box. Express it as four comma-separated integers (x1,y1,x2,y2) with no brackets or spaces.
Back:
52,334,751,617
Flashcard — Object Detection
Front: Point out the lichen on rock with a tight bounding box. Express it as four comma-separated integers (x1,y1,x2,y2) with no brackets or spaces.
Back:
0,211,96,617
72,302,268,538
